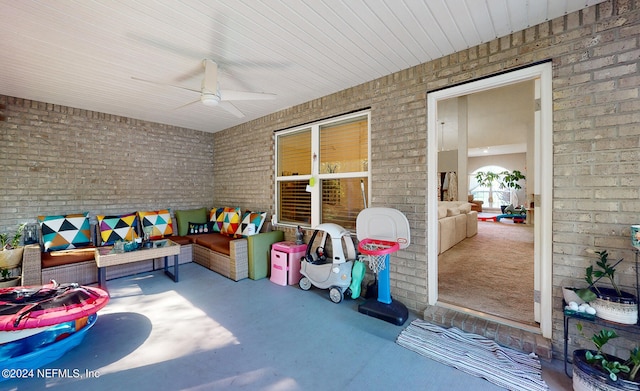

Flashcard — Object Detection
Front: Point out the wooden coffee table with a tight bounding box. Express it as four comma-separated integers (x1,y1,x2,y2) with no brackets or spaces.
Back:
94,240,180,289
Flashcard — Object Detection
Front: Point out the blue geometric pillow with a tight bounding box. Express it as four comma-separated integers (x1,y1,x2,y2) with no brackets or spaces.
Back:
38,212,92,252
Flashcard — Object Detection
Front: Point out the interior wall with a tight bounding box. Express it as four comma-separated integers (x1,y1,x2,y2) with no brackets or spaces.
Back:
437,150,458,173
213,0,638,358
0,96,215,231
468,153,527,174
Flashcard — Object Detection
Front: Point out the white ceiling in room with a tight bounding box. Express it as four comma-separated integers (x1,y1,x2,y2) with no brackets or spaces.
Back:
0,0,606,133
438,81,534,157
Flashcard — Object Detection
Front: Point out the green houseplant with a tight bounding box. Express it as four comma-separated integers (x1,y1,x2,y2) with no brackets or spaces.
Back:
499,169,526,191
0,223,26,271
573,326,640,390
474,171,501,204
474,170,526,209
574,250,638,325
499,170,526,210
0,266,20,288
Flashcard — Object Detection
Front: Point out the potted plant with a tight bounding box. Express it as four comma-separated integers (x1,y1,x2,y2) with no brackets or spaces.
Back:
0,266,20,288
498,170,526,211
474,171,500,204
573,326,640,390
575,250,638,325
0,223,26,271
499,169,526,191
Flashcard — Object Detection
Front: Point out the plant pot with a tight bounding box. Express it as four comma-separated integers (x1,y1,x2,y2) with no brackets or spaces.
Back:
590,287,638,325
563,287,586,305
573,349,639,391
0,276,21,288
0,247,24,269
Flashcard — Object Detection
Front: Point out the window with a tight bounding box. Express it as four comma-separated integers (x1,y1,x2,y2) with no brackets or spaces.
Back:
276,111,370,230
470,165,509,208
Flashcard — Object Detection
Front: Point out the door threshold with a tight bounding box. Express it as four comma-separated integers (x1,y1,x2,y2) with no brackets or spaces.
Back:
424,302,552,358
435,301,541,334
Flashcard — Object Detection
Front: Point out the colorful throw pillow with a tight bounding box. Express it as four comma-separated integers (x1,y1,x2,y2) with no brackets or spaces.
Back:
138,209,173,239
214,207,241,237
38,212,92,252
235,211,267,237
187,221,213,235
209,207,225,233
97,213,139,246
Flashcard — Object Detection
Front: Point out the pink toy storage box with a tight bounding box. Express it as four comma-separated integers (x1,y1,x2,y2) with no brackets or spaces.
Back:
270,241,306,286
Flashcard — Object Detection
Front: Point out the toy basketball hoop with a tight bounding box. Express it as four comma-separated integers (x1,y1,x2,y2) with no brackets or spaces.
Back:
358,239,399,274
355,208,411,326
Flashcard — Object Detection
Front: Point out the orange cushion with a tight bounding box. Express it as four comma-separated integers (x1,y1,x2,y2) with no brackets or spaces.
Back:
41,246,96,268
192,233,233,256
167,235,194,246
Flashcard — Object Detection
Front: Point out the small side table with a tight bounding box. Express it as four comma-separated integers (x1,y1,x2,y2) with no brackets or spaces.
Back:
270,241,307,286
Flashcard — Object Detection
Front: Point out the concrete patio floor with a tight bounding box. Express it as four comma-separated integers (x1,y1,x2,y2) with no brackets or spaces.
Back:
3,262,571,390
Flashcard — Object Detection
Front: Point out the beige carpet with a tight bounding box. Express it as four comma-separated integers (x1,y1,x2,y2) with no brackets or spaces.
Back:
438,220,535,325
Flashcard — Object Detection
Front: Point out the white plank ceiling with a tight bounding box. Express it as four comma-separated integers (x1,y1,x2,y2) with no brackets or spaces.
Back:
0,0,606,133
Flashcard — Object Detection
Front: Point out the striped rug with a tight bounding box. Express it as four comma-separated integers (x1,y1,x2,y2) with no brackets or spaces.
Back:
396,320,548,391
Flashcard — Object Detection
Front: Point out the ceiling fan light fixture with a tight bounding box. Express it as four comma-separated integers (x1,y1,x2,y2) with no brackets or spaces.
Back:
201,93,220,106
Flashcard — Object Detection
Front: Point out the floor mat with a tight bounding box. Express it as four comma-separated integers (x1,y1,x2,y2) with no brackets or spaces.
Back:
396,319,548,391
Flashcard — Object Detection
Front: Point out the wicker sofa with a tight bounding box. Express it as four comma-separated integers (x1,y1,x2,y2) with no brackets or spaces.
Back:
21,207,283,286
173,207,284,281
21,232,194,287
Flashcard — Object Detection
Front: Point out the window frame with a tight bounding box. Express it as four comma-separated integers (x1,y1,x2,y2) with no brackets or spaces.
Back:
274,110,371,229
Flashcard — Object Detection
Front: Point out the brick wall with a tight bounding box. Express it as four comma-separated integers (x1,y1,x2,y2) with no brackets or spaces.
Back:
0,96,214,231
213,0,639,357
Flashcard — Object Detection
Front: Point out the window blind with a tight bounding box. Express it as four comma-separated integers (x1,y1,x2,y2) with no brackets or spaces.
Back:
278,129,311,176
279,181,311,225
320,117,368,174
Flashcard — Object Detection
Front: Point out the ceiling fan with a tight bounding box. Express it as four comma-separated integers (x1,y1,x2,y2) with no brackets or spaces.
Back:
132,59,276,118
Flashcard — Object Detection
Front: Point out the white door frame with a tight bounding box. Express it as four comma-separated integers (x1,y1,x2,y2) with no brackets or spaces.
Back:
426,62,553,338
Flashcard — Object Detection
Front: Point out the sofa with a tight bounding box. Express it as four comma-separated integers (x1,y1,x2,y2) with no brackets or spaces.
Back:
438,201,478,254
173,207,283,281
21,207,284,286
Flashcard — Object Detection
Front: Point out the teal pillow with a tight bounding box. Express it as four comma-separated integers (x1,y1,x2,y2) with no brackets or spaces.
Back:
174,207,208,236
38,212,92,251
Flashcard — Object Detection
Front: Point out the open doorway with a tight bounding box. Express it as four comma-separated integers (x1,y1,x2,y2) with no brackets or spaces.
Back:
437,82,534,325
426,62,553,338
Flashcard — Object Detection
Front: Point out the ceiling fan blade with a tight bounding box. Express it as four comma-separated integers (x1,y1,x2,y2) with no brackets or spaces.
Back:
203,59,218,93
174,99,200,110
174,63,205,83
218,101,245,118
132,77,200,94
219,90,276,101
